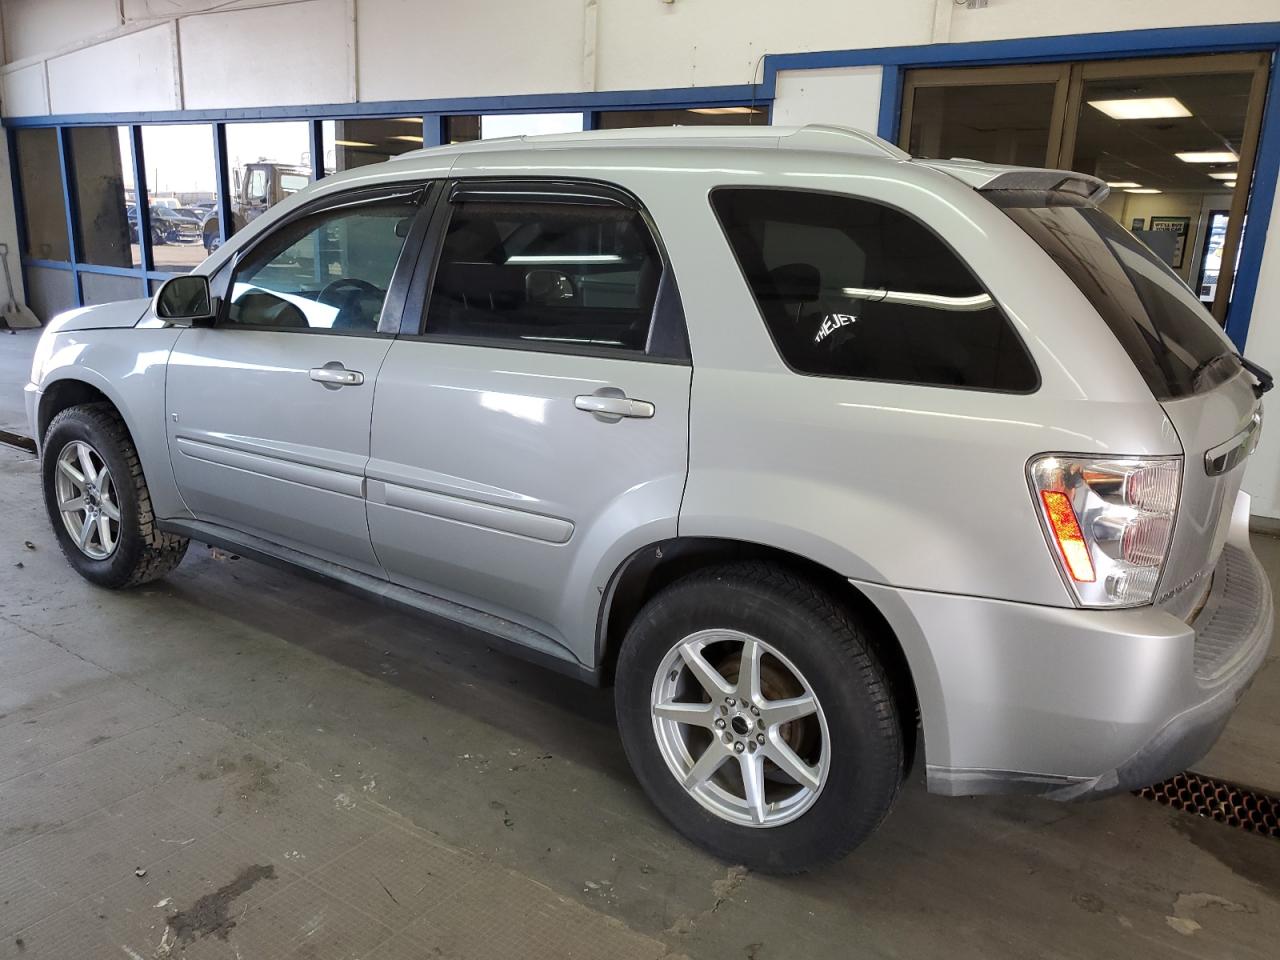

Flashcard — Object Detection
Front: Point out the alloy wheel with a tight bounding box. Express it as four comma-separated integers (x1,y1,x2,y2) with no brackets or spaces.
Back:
54,440,120,561
649,628,830,827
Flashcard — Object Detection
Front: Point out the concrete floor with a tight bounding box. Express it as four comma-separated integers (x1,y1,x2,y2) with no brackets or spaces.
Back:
1,328,1279,957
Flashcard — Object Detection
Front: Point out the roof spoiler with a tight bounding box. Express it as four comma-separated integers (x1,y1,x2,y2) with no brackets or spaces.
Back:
914,158,1110,203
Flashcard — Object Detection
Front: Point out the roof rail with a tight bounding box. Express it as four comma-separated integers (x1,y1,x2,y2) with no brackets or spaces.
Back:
393,123,911,163
778,124,910,160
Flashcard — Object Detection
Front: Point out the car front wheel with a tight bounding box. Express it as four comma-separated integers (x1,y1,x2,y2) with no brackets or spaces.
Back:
615,562,905,873
42,403,189,588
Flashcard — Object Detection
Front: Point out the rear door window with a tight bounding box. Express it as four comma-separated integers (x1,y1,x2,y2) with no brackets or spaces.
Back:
423,195,665,356
993,194,1237,400
711,188,1038,392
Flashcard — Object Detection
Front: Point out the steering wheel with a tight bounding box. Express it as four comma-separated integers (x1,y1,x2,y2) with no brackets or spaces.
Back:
318,278,382,329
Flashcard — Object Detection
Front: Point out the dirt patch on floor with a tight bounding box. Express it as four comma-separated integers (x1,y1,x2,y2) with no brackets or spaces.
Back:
168,863,277,945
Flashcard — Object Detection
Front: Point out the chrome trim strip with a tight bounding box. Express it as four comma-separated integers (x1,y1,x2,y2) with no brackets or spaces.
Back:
1204,411,1262,476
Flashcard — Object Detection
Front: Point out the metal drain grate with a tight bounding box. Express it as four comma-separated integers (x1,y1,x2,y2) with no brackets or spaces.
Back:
1136,772,1280,838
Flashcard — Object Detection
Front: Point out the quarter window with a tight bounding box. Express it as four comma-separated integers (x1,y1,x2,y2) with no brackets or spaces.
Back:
424,199,663,354
224,194,418,333
711,188,1038,391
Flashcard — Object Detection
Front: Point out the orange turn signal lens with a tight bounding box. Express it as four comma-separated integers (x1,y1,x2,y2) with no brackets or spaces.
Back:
1040,490,1096,583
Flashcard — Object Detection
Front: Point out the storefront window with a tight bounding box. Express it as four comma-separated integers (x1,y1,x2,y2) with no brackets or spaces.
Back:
322,117,424,173
69,126,138,268
599,107,764,128
223,121,313,244
140,124,217,273
447,113,584,142
14,128,70,261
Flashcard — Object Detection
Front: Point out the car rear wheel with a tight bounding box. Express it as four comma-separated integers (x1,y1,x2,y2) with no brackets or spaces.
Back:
42,403,189,588
615,562,904,873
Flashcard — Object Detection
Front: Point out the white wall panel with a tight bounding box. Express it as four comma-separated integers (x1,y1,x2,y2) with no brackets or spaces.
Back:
596,0,931,91
948,0,1280,43
47,25,178,115
1,62,48,116
180,0,352,109
355,0,585,102
2,0,119,63
771,67,883,136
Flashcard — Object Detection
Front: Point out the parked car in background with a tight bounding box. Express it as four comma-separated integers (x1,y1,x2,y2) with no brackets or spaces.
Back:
25,126,1274,873
128,204,203,246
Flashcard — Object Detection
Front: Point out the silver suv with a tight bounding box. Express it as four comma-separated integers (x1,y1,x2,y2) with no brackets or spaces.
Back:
25,126,1274,873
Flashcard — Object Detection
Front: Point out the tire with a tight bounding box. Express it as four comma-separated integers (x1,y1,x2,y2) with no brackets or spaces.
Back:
41,403,189,589
614,562,904,873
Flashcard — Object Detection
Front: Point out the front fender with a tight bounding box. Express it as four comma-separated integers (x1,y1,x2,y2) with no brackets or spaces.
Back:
35,326,190,520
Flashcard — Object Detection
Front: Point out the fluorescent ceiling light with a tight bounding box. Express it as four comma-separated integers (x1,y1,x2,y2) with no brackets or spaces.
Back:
391,135,424,143
1125,188,1162,194
334,139,374,147
1208,171,1238,180
1176,150,1238,163
393,118,422,124
1224,181,1237,189
1106,181,1142,188
688,106,759,115
1087,97,1191,120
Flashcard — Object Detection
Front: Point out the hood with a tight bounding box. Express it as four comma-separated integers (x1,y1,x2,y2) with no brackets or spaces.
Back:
45,297,152,334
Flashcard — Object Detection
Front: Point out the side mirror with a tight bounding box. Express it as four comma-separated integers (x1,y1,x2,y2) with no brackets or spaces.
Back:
525,269,575,306
153,274,216,327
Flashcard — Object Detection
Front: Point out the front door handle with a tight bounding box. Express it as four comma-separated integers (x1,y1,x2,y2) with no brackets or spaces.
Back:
575,392,655,421
309,364,364,389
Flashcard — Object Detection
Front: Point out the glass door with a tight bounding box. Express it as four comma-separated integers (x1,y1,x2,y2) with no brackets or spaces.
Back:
900,53,1271,326
900,65,1071,168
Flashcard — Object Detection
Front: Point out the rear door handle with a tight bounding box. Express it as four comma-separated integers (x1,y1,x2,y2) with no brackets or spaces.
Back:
574,393,655,421
309,365,364,388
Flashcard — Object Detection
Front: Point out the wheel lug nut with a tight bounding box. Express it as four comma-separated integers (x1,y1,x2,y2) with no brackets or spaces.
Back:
749,705,760,716
725,697,736,707
756,734,765,745
714,718,726,729
733,741,745,753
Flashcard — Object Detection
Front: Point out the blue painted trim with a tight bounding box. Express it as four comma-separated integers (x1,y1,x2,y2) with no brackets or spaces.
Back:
582,110,600,132
877,65,902,143
212,123,233,247
309,119,325,181
1230,55,1280,353
422,116,445,148
54,128,83,307
131,125,154,278
23,258,74,271
761,21,1280,84
1,83,762,127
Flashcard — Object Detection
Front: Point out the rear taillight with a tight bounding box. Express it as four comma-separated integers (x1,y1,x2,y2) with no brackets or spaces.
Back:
1029,455,1181,607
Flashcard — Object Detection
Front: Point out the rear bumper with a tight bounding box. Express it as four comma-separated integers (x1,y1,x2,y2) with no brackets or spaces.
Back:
857,491,1272,799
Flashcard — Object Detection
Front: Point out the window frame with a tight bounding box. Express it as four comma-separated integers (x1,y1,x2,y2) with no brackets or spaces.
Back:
213,180,436,339
708,184,1041,395
399,177,691,365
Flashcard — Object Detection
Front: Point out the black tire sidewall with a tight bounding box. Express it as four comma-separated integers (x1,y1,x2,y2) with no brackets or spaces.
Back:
615,571,902,873
41,408,148,588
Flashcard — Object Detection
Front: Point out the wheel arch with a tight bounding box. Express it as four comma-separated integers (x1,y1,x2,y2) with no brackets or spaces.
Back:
597,536,931,768
38,374,122,448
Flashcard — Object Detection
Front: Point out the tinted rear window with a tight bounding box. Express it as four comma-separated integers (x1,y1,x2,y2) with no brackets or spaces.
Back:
993,194,1238,400
711,188,1038,392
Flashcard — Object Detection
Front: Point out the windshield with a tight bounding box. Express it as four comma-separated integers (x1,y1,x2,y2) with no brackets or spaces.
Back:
991,193,1238,400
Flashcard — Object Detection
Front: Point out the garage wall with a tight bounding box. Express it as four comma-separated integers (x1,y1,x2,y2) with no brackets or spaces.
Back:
3,0,1279,113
